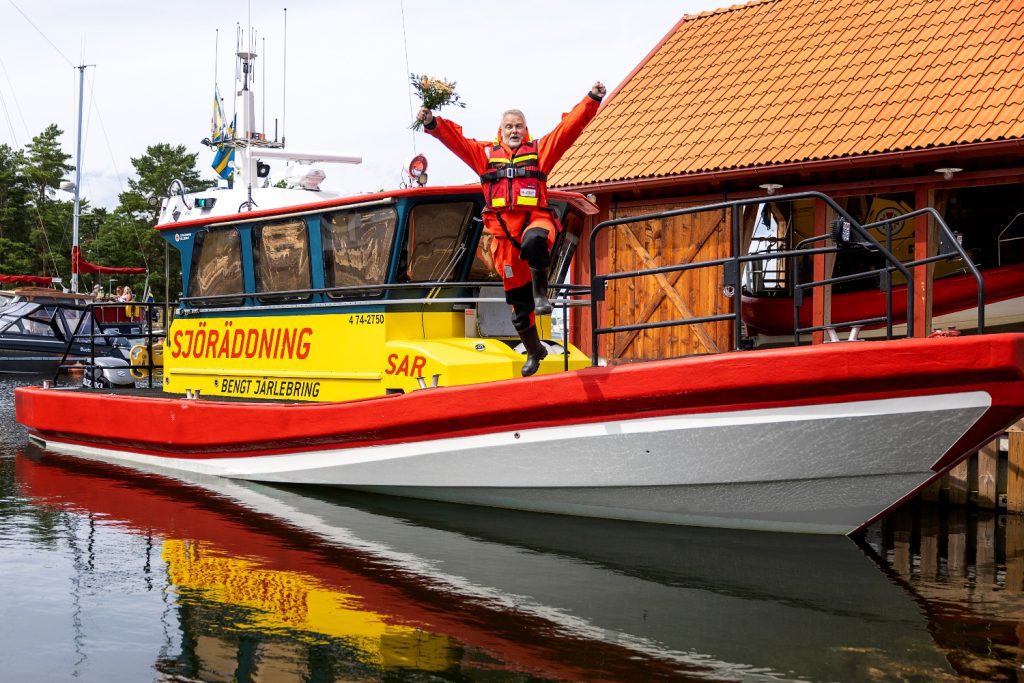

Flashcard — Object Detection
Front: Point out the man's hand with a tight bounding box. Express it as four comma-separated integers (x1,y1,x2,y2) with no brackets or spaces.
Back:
416,107,435,126
591,81,607,99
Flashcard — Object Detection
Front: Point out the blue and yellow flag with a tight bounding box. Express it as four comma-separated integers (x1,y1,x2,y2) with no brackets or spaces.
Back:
211,88,235,180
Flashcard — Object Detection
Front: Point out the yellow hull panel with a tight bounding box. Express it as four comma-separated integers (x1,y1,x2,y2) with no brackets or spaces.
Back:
163,311,587,401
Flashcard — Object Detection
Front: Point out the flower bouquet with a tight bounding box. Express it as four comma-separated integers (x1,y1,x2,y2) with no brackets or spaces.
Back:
410,73,466,130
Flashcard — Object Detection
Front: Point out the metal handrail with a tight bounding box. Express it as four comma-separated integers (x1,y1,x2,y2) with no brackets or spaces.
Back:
587,191,983,366
55,300,168,388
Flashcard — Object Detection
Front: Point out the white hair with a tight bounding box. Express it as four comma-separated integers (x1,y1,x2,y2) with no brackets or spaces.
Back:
501,109,526,124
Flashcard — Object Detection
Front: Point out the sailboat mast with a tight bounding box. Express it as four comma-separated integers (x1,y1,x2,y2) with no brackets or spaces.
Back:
70,64,89,294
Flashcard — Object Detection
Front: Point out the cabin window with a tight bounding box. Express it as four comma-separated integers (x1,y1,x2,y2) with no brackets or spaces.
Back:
401,202,475,282
188,229,244,306
322,206,398,298
253,219,311,303
468,233,499,281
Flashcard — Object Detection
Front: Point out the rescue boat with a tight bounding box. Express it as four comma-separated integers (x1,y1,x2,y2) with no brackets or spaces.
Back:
14,50,1024,535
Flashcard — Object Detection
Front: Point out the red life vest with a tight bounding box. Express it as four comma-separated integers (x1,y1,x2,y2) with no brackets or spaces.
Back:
479,139,549,212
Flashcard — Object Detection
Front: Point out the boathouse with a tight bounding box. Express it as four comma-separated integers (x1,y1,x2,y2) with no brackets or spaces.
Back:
552,0,1024,361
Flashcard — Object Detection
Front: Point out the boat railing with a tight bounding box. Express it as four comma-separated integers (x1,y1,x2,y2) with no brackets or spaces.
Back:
176,280,590,313
586,191,983,365
791,206,984,342
54,299,170,388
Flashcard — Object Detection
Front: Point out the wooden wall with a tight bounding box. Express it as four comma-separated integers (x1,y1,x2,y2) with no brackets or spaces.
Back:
598,201,733,362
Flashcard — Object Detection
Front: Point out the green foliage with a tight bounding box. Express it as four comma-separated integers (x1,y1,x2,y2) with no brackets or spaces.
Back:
0,130,211,302
0,237,35,274
23,125,72,204
0,144,30,242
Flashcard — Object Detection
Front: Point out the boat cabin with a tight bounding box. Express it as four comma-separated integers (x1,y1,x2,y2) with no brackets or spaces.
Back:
156,185,596,401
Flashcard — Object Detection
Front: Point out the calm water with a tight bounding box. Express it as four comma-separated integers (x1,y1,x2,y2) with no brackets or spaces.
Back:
3,378,1024,681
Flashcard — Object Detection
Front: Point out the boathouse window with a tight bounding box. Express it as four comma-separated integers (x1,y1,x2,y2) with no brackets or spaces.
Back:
253,219,312,303
322,206,397,298
402,202,475,282
188,229,245,306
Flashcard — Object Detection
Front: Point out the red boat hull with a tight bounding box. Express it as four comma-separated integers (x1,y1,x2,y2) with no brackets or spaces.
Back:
15,334,1024,534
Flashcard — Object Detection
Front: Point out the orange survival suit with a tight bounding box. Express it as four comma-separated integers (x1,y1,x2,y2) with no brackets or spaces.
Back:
423,91,601,305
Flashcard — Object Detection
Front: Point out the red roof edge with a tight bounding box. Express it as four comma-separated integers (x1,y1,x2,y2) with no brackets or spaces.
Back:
557,138,1024,194
601,15,688,110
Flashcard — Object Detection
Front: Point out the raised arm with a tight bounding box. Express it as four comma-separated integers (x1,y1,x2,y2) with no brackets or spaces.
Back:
420,111,491,175
537,82,605,174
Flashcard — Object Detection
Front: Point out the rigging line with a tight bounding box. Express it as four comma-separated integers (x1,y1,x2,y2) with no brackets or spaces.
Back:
0,79,17,147
6,0,74,67
399,0,416,154
0,54,29,145
85,70,150,271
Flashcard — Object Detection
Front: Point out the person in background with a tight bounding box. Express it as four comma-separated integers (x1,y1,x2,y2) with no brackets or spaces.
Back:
416,81,606,376
121,285,134,302
114,285,125,302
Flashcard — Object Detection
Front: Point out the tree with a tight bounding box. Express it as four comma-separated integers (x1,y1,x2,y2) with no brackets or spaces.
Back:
0,126,76,281
0,144,29,242
98,143,215,300
23,124,72,205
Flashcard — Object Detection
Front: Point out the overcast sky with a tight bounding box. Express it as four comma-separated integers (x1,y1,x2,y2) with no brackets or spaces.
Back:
0,0,725,209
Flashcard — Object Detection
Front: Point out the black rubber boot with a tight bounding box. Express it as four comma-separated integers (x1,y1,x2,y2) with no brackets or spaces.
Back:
530,268,553,316
518,325,548,377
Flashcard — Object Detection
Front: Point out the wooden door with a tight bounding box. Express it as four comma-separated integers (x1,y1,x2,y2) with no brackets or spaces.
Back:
603,202,732,361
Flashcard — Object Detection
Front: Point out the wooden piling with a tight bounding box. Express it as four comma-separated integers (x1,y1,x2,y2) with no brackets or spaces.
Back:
1009,421,1024,513
977,440,999,508
947,459,970,506
914,422,1024,514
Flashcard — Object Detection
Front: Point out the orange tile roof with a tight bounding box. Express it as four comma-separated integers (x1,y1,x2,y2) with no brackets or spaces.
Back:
551,0,1024,188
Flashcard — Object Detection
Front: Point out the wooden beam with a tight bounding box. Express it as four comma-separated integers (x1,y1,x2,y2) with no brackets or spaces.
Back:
811,200,834,345
913,186,937,337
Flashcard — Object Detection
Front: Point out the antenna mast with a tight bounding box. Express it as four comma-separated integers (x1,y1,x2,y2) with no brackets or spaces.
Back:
70,63,93,294
282,7,288,148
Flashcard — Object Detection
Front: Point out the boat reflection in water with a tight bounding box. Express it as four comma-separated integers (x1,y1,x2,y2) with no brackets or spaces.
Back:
869,503,1024,680
16,448,957,681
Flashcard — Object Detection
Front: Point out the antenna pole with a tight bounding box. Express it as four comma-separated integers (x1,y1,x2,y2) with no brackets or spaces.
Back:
262,36,266,135
282,7,287,147
214,29,219,91
71,64,92,294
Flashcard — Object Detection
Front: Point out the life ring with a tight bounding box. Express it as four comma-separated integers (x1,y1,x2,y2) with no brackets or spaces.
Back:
129,344,149,380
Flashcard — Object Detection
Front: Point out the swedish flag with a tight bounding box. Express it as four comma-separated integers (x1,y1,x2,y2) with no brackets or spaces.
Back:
212,144,235,180
211,107,236,180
